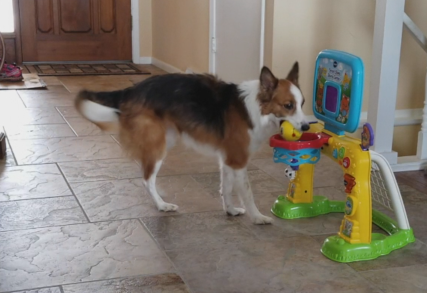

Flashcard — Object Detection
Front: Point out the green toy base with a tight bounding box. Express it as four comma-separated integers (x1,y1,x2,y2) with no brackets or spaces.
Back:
321,210,415,263
271,195,416,263
271,195,344,219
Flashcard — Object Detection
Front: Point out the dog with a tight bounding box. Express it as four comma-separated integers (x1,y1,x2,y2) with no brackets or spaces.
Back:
74,63,309,224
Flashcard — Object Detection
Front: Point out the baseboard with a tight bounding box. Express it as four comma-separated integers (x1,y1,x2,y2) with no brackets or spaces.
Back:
138,57,152,64
151,58,182,73
393,156,427,172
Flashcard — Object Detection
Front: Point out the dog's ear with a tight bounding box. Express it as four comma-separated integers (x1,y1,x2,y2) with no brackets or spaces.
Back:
260,66,278,92
286,62,299,86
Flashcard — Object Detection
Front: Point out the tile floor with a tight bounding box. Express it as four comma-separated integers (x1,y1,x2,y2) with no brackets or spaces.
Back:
1,65,427,292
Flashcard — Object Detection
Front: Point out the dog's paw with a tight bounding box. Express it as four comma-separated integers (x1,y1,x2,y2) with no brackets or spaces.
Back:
252,214,274,225
158,202,179,212
226,207,246,216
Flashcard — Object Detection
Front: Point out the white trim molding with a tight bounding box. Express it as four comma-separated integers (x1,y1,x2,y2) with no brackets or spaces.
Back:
139,57,152,64
151,58,182,73
394,156,427,172
131,0,140,64
209,0,217,74
367,0,405,165
307,108,423,129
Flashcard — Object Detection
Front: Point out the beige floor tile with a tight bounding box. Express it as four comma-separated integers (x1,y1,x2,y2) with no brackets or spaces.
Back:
56,106,80,118
65,117,116,136
18,86,75,108
59,158,141,183
70,175,222,221
5,124,76,139
0,107,66,126
62,274,190,293
0,196,87,231
0,220,174,292
20,95,75,108
191,170,286,198
360,264,427,293
234,187,346,240
18,85,69,94
0,90,26,111
141,211,258,251
70,178,155,221
38,76,64,86
0,164,71,201
167,237,383,293
10,136,125,165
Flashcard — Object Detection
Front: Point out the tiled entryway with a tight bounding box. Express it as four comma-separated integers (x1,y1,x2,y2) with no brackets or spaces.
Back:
1,65,427,293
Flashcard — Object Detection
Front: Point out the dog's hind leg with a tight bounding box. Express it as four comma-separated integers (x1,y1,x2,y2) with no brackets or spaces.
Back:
233,168,273,225
143,159,178,212
123,114,178,212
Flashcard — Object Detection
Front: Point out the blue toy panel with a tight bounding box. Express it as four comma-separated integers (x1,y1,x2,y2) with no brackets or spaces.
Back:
312,50,364,135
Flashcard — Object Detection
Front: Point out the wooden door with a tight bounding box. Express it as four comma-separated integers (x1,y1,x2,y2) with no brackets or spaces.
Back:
19,0,132,62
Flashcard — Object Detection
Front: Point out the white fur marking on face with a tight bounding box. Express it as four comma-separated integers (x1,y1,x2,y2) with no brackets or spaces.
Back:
287,84,308,129
81,100,119,122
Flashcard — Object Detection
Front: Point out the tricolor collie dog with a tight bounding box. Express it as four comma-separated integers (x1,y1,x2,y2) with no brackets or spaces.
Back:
75,64,309,224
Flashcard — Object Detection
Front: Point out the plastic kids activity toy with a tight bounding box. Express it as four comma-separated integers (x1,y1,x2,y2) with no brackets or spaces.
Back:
269,50,415,263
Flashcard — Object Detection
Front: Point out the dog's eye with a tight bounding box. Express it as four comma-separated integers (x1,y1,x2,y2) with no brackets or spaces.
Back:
284,103,294,110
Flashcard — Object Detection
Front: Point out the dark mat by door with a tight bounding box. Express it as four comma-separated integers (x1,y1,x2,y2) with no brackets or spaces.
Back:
28,63,150,76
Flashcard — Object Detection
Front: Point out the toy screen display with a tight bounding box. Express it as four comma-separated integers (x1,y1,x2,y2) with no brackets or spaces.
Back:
325,86,338,113
314,58,353,125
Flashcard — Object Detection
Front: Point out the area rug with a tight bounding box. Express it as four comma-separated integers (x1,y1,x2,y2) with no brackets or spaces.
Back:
0,74,47,90
28,63,150,76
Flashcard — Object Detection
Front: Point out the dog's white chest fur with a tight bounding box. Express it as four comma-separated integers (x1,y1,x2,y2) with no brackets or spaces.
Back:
239,80,280,155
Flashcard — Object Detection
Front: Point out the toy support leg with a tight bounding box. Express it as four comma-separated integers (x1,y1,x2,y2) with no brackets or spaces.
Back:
271,163,344,219
286,163,314,204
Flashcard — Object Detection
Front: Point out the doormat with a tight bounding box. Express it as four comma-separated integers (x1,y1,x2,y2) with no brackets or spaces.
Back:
0,74,46,90
28,63,150,76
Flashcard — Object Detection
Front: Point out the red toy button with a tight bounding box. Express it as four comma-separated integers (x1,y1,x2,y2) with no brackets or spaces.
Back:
343,157,350,168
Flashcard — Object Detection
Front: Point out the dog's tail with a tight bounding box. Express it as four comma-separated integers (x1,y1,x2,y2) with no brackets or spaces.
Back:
75,89,123,131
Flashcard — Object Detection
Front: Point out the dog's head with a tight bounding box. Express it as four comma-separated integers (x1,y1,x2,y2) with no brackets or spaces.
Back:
257,63,309,132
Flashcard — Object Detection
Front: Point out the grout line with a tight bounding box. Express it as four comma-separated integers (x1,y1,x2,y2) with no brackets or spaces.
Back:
51,271,180,289
346,262,387,293
2,272,180,293
1,286,62,293
0,194,74,204
56,163,91,223
137,218,195,293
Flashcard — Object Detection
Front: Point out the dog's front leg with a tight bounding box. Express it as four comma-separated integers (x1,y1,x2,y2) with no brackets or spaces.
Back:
234,168,273,225
220,163,246,216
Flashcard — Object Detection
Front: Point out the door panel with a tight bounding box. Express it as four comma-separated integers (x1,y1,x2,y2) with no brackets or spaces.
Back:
59,0,92,33
19,0,131,62
212,0,263,84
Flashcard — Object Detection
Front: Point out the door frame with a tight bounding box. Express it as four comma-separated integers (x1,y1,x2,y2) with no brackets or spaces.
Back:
131,0,140,64
209,0,266,74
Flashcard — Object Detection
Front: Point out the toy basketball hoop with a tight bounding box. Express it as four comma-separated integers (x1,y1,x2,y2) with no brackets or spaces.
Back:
270,133,329,170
